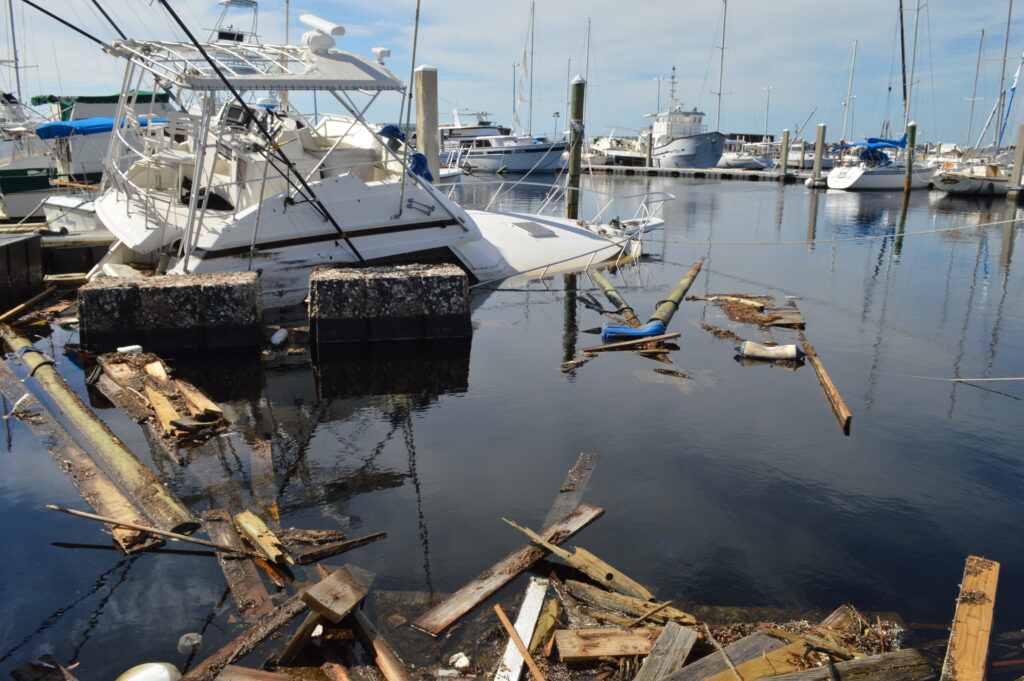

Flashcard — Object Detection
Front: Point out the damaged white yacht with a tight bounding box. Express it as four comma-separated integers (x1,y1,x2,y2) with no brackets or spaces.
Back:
88,15,662,309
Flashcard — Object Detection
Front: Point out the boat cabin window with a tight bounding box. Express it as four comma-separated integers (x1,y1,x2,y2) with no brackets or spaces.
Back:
473,139,492,148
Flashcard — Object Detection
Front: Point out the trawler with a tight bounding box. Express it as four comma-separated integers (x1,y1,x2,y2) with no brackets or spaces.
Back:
87,14,664,309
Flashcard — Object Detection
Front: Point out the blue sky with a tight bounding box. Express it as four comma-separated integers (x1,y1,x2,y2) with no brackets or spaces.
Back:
4,0,1024,145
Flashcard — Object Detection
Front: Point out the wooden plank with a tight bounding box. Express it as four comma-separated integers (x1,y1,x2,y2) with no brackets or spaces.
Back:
495,604,547,681
217,667,296,681
411,503,605,636
765,307,805,327
703,641,806,681
235,510,293,565
661,633,785,681
94,373,152,422
144,384,180,434
99,360,140,390
275,611,322,666
802,340,852,435
320,663,353,681
301,564,371,623
565,580,695,624
144,360,172,384
293,532,387,565
528,598,560,655
634,622,698,681
202,508,274,622
495,577,549,681
759,649,934,681
177,379,225,420
554,626,662,662
940,555,1000,681
504,518,653,600
581,333,680,353
542,451,600,529
353,607,412,681
819,605,863,636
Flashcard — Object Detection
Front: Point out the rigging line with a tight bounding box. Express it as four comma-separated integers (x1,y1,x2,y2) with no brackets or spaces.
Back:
396,0,422,218
89,0,125,40
18,0,113,50
154,0,367,265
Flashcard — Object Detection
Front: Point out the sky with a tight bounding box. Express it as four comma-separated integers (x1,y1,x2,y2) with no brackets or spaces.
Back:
3,0,1024,145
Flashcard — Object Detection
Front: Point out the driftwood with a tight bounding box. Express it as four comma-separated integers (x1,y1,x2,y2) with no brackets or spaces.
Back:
581,333,681,353
801,340,852,435
759,649,934,681
554,626,662,662
565,580,695,624
201,509,273,622
633,622,698,681
294,532,387,565
235,510,293,565
660,633,785,681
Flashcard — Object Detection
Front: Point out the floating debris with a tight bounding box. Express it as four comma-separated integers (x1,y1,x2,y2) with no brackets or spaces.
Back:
653,368,691,379
561,359,590,372
699,323,745,344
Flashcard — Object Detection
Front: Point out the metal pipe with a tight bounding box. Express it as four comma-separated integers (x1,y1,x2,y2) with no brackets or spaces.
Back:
590,270,639,327
647,257,704,327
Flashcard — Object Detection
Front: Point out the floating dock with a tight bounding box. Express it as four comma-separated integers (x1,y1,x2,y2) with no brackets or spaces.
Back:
587,164,814,183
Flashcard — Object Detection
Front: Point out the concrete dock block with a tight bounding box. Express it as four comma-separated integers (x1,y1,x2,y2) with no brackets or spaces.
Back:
308,268,368,343
0,233,42,310
418,263,471,338
199,273,263,348
365,265,424,341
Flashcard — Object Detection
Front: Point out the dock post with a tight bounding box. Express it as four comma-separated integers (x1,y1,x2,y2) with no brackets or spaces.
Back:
644,130,653,168
1007,123,1024,205
567,75,586,220
414,65,441,182
798,140,807,169
778,129,790,181
811,123,826,181
903,121,917,194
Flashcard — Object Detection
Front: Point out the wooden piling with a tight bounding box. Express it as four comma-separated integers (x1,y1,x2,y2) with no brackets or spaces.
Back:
1,324,197,533
778,129,790,179
566,75,586,220
903,122,917,195
414,65,441,182
811,123,826,180
1007,123,1024,205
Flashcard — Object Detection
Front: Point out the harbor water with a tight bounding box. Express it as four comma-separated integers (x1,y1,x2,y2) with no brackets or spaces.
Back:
1,174,1022,677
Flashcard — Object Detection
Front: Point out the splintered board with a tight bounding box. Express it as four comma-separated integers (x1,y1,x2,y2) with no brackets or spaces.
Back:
554,626,663,662
765,306,805,328
940,555,1000,681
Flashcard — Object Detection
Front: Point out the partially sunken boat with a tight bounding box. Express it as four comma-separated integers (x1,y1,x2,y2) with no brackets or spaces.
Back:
88,15,661,308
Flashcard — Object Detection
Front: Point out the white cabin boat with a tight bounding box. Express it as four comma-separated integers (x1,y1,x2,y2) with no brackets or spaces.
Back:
87,21,662,310
826,136,933,191
440,111,565,173
934,162,1009,196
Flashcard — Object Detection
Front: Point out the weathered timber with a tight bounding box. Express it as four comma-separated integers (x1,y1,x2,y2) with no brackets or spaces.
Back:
495,604,548,681
940,555,1000,681
276,611,323,666
1,324,197,533
564,580,695,624
0,360,155,552
279,528,348,547
549,572,590,629
320,663,353,681
144,360,172,384
145,384,181,434
629,601,675,628
217,666,297,681
177,379,224,420
757,628,860,660
504,518,653,600
765,307,806,327
759,649,934,681
554,626,663,662
0,285,57,324
583,606,633,627
529,598,561,655
495,578,549,681
581,333,681,353
702,641,806,681
802,340,852,435
353,608,413,681
633,622,698,681
294,532,387,565
235,510,293,564
707,296,765,311
541,451,601,535
411,503,605,636
819,605,863,636
94,373,152,422
9,654,79,681
202,509,273,622
47,505,261,558
301,565,371,623
660,633,785,681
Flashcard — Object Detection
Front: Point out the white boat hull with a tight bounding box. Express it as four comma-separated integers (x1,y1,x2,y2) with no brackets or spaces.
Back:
826,164,933,191
451,143,567,173
653,132,725,168
934,172,1008,196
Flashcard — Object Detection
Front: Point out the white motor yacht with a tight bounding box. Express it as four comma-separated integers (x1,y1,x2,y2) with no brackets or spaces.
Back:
826,135,933,191
87,19,663,310
440,110,566,173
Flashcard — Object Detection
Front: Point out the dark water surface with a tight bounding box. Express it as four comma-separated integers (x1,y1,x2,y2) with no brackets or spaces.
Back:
1,176,1022,677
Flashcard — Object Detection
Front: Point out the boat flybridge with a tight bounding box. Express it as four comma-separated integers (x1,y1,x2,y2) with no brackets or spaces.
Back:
89,15,663,308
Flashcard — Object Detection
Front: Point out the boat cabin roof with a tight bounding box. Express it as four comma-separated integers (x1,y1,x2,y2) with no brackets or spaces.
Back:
110,39,404,92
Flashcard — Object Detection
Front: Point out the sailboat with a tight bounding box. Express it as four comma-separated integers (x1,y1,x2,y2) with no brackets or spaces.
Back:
826,133,933,190
86,12,663,309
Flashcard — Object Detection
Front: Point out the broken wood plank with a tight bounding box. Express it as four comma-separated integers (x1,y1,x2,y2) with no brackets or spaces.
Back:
217,667,296,681
581,333,681,353
9,654,80,681
564,580,695,624
0,360,155,552
201,508,273,622
529,597,560,655
801,340,852,435
542,451,600,530
554,626,662,662
353,608,412,681
177,379,224,420
279,527,348,547
320,663,353,681
703,641,806,681
504,518,653,600
98,359,140,390
661,633,785,681
94,373,152,423
940,555,1000,681
494,604,547,681
144,360,171,384
144,384,181,434
819,605,863,636
495,577,549,681
759,648,934,681
765,307,806,327
235,510,293,565
275,611,322,666
293,532,387,565
549,572,591,629
300,565,371,623
633,622,698,681
411,503,605,637
758,627,860,660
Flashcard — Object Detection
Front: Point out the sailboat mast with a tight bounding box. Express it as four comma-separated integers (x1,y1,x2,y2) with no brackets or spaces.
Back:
906,0,921,131
898,0,908,128
528,0,535,137
966,29,985,146
842,40,858,141
716,0,727,131
6,0,20,103
995,0,1014,145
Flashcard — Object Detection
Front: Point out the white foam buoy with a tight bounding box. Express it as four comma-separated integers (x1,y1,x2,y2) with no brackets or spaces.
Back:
115,663,181,681
117,344,143,354
270,328,289,346
737,341,800,360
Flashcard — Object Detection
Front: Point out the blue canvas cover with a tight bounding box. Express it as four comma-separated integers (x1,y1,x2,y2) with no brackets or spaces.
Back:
35,117,169,140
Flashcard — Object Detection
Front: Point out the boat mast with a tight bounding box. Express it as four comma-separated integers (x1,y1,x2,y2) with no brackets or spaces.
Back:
528,0,535,137
715,0,727,131
905,0,921,131
841,40,858,142
995,0,1014,146
966,29,984,146
6,0,20,103
898,0,908,129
